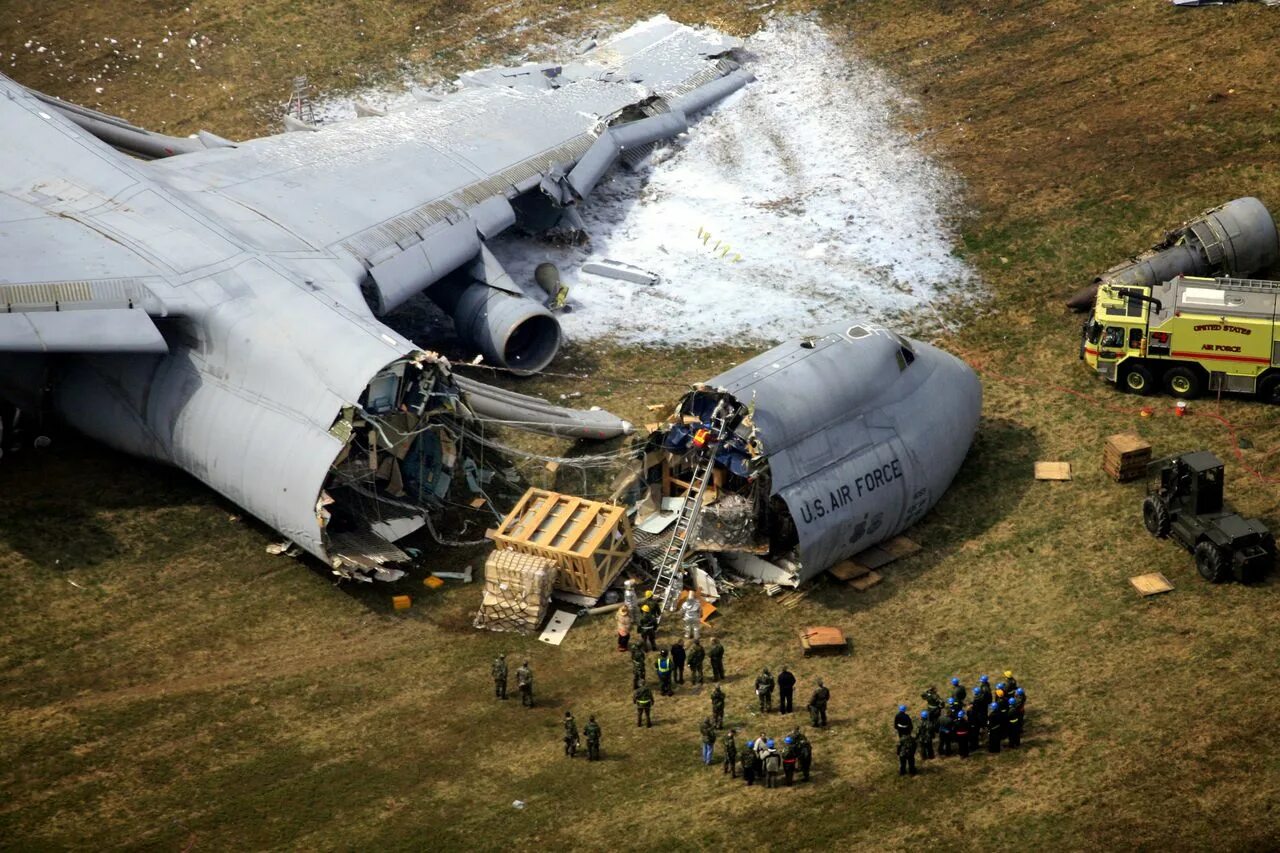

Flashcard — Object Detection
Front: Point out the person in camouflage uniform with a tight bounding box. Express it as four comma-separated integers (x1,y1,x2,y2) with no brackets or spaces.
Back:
793,728,813,781
937,700,955,756
949,676,967,707
710,684,726,729
701,712,721,763
583,715,602,761
687,639,706,685
754,668,775,713
921,685,943,715
918,709,936,760
631,654,646,690
741,740,757,785
491,653,508,700
723,728,738,778
781,736,798,786
563,711,579,758
808,679,830,727
516,661,534,708
709,637,726,681
897,729,918,776
634,678,654,728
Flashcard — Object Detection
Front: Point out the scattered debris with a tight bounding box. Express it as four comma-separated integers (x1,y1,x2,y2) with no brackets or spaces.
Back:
580,259,661,286
1130,572,1175,596
723,552,799,588
265,541,293,555
423,575,446,589
392,595,412,611
537,608,578,645
798,626,849,656
512,800,526,810
431,565,474,583
850,536,921,571
534,262,570,311
473,550,557,634
66,579,85,590
1034,462,1072,481
1104,433,1152,483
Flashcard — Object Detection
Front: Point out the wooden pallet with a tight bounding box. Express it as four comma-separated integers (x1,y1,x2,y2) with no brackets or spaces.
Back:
1130,572,1174,597
1034,461,1072,481
798,626,849,656
1103,433,1152,482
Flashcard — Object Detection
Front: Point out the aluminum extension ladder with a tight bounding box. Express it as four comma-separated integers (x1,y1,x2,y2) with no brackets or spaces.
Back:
649,402,730,620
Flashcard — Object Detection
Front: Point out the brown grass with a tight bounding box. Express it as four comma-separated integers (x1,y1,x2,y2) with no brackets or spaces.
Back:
3,0,1280,850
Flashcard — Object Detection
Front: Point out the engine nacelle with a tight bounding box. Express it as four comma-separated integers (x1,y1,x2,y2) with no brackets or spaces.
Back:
442,282,562,375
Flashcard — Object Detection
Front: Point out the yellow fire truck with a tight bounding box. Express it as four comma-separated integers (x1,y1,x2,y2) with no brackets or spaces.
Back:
1081,275,1280,403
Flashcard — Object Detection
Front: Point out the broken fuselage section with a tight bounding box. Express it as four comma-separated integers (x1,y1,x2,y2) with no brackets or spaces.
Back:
319,353,516,581
633,322,981,585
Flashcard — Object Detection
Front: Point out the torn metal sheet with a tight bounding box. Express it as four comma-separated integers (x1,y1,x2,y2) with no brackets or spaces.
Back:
580,259,661,286
538,608,579,645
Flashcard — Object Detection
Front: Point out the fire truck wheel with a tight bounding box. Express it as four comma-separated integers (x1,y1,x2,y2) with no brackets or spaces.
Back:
1257,374,1280,405
1142,496,1171,539
1121,364,1155,395
1194,541,1228,583
1163,366,1202,399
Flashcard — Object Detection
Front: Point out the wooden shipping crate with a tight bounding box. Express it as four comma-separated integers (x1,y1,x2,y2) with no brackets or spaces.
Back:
1103,433,1152,482
487,488,633,598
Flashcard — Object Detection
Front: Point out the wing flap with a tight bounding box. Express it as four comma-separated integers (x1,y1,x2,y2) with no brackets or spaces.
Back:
0,308,168,353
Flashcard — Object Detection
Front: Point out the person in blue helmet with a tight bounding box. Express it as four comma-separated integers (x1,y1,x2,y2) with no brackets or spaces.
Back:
950,676,967,706
968,688,988,751
1006,697,1024,748
918,709,936,760
782,736,798,786
1015,686,1027,715
763,739,783,788
986,702,1004,753
977,674,993,708
894,704,913,739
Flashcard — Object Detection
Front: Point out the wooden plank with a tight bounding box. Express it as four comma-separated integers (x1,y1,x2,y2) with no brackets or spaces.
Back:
849,570,883,591
1130,572,1174,597
535,497,581,547
1034,461,1072,481
1106,433,1152,455
829,559,871,582
878,536,921,560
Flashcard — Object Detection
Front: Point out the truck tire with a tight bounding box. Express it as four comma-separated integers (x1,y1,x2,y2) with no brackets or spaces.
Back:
1122,364,1155,395
1143,496,1171,538
1194,541,1229,583
1258,374,1280,405
1163,366,1202,400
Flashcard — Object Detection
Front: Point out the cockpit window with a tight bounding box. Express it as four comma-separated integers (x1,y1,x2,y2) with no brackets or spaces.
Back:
847,325,872,339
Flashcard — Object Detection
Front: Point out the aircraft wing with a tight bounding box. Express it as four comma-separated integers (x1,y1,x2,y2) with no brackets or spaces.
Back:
0,73,227,354
147,16,751,314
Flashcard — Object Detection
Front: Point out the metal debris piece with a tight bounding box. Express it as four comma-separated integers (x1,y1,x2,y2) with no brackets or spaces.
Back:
580,259,661,286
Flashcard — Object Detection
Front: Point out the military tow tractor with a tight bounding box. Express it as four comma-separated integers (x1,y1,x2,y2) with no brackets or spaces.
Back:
1142,451,1274,583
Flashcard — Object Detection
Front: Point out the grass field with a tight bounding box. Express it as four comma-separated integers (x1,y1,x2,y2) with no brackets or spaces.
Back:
3,0,1280,849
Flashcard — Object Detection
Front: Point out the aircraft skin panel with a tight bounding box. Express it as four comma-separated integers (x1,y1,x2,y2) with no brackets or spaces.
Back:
706,323,981,580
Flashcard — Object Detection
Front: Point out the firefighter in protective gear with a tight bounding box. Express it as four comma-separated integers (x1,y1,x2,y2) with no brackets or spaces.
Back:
976,675,992,708
681,595,702,640
1006,696,1024,748
953,710,972,758
986,702,1004,753
639,604,659,650
782,736,798,786
1004,670,1019,695
950,676,967,706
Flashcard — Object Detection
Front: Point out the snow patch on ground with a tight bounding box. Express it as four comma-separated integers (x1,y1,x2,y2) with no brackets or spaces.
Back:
316,15,978,345
489,16,976,344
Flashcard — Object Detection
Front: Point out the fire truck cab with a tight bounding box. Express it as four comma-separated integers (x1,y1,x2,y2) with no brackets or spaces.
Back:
1082,275,1280,402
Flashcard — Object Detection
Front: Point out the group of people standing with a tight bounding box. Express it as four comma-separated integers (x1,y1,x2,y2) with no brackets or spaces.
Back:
725,727,815,788
894,670,1029,775
751,666,831,727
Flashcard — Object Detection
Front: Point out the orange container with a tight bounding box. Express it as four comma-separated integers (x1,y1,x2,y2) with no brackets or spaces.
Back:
392,595,412,610
423,575,446,589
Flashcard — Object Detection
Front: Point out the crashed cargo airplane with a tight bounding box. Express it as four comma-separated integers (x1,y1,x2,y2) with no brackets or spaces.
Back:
0,20,751,579
0,17,981,583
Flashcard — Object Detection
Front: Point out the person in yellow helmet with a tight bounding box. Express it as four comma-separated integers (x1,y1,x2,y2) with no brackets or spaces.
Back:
1004,670,1019,694
639,603,659,650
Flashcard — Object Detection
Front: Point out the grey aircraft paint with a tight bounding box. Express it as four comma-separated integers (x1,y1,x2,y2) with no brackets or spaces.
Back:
0,19,750,575
701,322,980,581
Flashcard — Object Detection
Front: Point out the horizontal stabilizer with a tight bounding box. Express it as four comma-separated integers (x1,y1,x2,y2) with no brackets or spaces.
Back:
0,309,168,353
